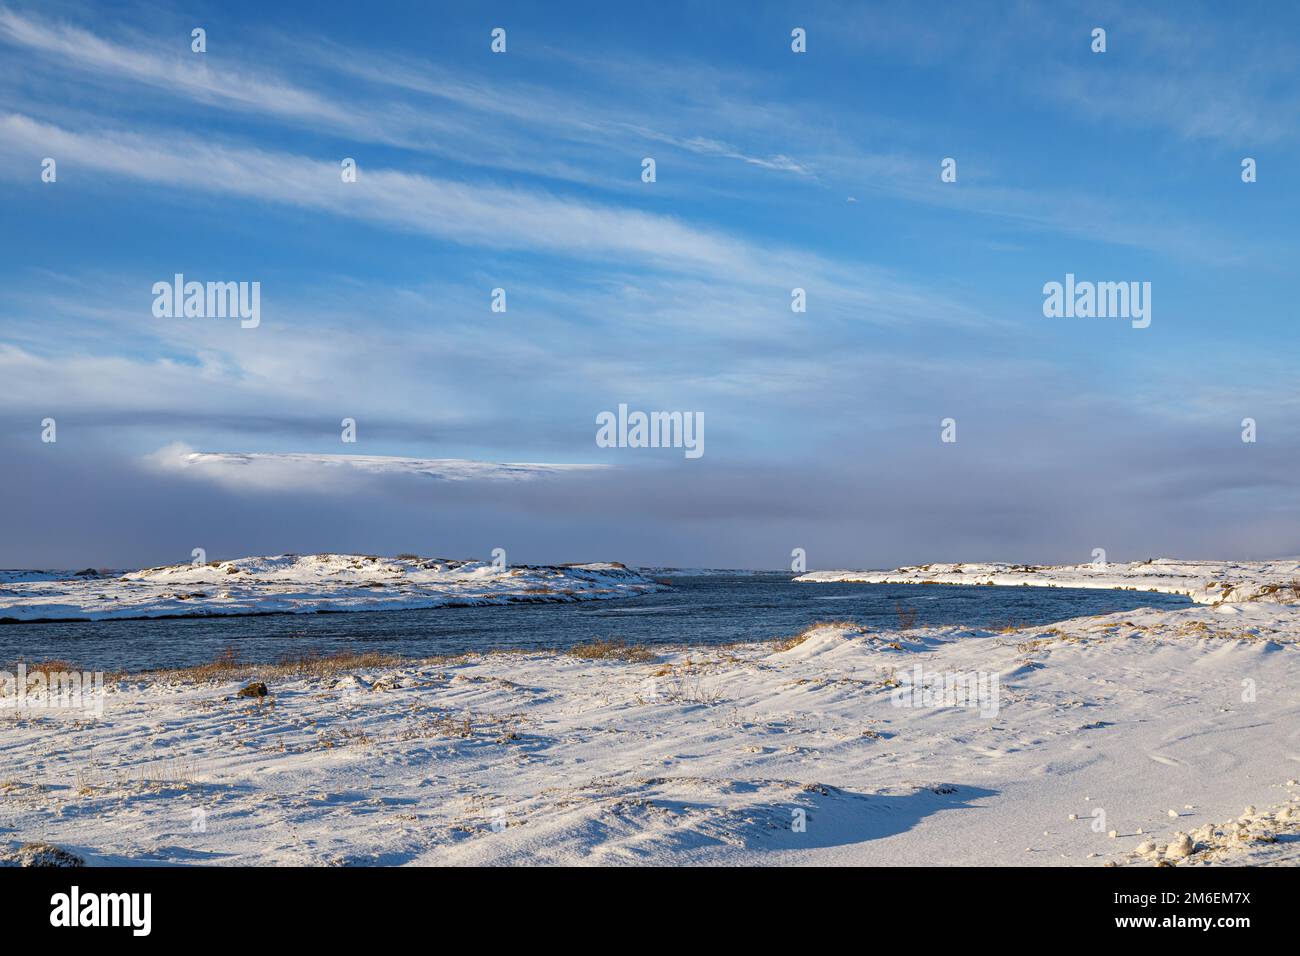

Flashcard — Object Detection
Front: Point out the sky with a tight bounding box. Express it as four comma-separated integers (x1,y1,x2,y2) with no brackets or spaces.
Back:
2,0,1299,570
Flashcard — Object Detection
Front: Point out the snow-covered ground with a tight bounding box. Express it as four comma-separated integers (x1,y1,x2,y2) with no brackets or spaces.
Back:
796,557,1300,606
0,554,663,622
3,559,1298,866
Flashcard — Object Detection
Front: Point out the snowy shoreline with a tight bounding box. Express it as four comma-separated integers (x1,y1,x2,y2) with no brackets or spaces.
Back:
3,557,1298,867
796,557,1300,606
0,554,666,623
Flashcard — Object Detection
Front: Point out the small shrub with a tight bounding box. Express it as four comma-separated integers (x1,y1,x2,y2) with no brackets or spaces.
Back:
143,647,407,684
895,603,918,630
12,659,81,678
566,640,657,663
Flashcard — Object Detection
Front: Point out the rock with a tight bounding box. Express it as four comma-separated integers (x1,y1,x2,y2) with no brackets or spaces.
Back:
1135,840,1157,855
1107,830,1117,838
0,842,85,867
1165,832,1193,860
236,681,268,698
1067,813,1078,821
1167,809,1179,818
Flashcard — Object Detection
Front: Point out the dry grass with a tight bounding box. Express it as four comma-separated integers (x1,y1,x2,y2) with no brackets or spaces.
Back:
1252,580,1300,603
395,711,475,741
662,674,725,705
140,647,410,684
895,603,918,629
565,639,658,663
773,632,814,653
1014,631,1085,653
75,759,197,794
9,659,85,678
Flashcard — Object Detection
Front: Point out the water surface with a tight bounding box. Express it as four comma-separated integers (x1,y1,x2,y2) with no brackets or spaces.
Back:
0,575,1193,671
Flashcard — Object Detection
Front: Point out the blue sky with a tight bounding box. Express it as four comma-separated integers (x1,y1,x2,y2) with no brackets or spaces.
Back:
2,0,1299,569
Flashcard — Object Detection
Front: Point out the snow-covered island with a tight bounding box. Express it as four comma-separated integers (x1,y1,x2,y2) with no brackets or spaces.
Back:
3,556,1298,867
796,557,1300,605
0,554,665,622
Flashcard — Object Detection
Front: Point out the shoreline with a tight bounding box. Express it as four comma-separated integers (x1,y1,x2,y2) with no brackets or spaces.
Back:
0,590,660,626
4,561,1298,866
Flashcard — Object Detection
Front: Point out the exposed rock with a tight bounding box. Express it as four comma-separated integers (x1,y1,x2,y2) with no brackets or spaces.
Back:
1165,832,1192,860
236,681,268,698
0,842,85,867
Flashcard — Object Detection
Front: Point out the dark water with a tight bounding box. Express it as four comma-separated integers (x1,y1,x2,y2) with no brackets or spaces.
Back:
0,575,1193,672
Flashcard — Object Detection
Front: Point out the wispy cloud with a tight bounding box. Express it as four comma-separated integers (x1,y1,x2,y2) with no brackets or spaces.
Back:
0,113,754,274
2,0,1295,566
146,445,607,493
0,5,819,188
0,6,349,124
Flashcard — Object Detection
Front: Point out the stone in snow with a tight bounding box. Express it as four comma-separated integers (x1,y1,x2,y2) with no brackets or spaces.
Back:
1165,833,1193,859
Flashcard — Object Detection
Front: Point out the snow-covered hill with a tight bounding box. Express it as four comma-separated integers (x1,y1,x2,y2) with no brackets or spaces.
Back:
0,554,663,622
